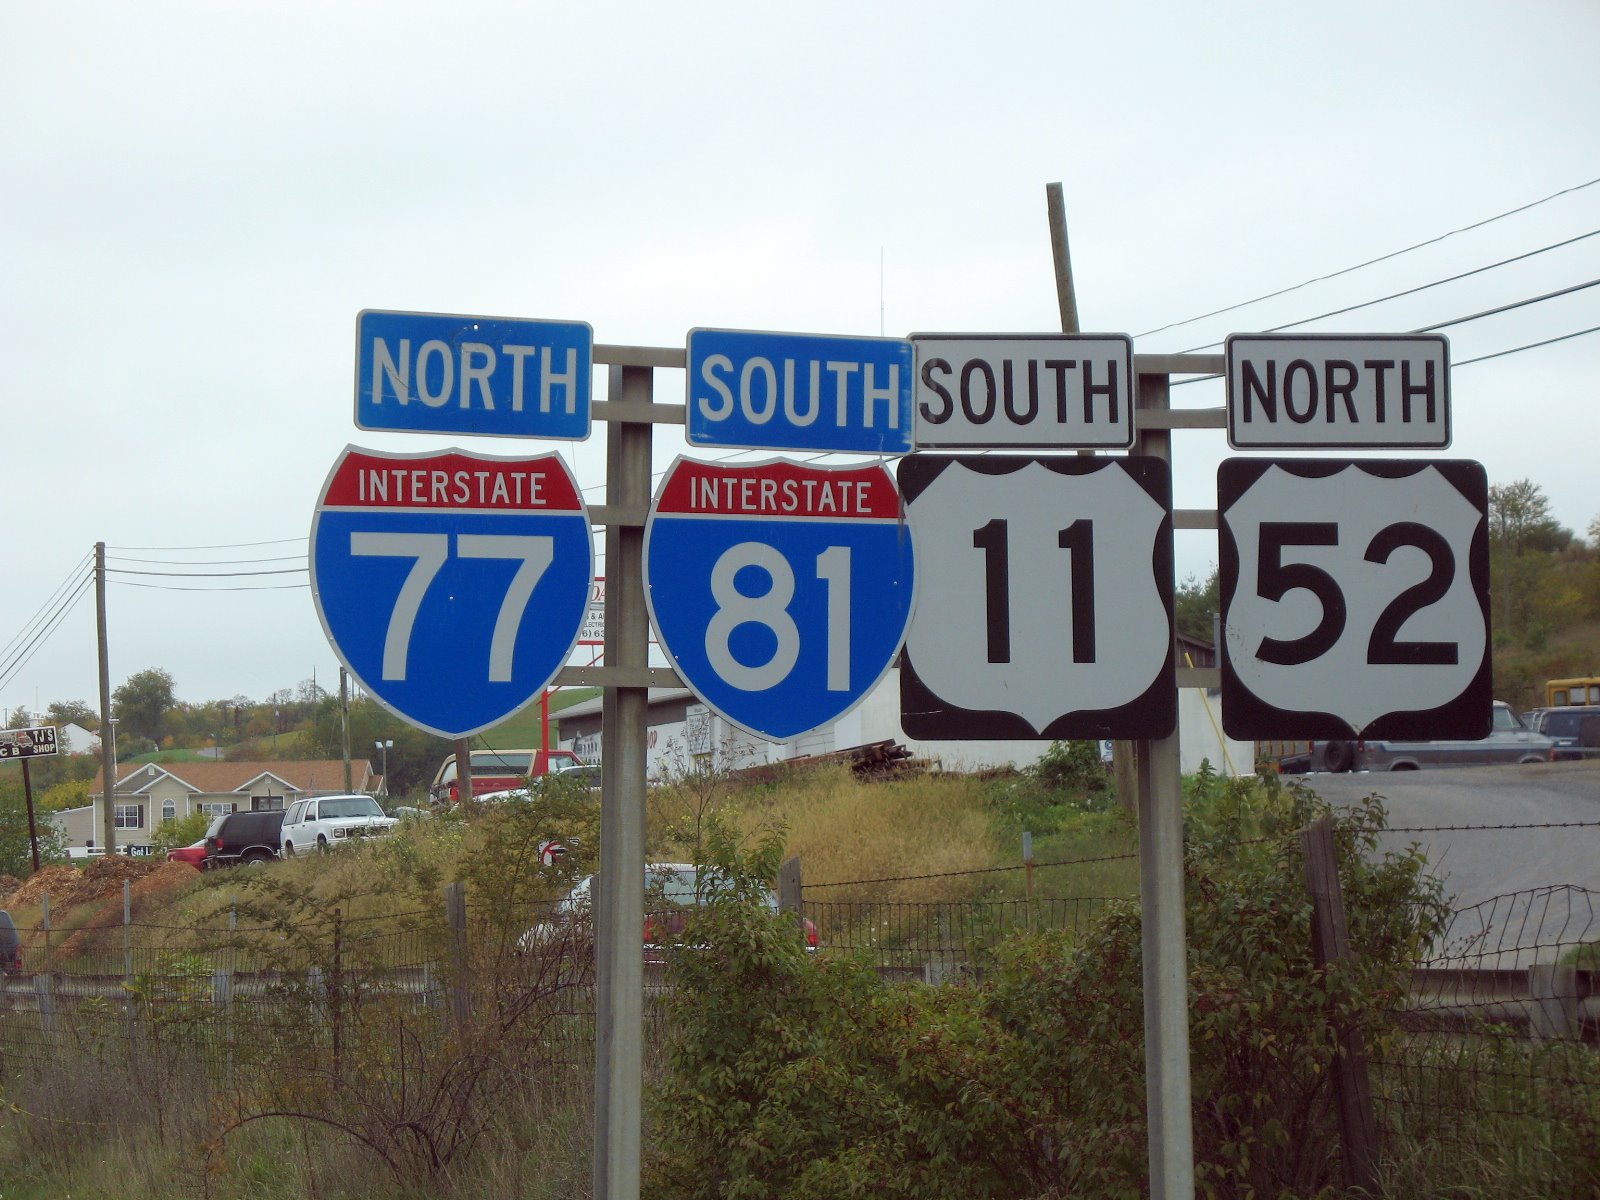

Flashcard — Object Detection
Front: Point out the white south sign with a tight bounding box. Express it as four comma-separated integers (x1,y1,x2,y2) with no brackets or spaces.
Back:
898,455,1176,740
1218,458,1491,741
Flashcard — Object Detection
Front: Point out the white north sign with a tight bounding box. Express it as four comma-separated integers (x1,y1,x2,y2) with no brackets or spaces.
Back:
1226,333,1450,450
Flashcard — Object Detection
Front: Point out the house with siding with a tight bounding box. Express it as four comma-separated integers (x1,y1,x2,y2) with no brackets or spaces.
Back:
79,759,379,852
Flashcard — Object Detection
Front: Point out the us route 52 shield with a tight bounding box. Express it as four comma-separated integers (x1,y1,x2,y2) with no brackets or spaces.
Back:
311,446,593,739
644,457,915,742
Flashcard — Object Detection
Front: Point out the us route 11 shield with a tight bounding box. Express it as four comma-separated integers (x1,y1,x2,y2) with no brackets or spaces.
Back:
898,455,1176,740
643,457,915,742
311,446,593,739
1218,458,1490,741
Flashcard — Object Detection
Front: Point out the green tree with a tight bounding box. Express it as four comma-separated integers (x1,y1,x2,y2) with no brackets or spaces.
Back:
113,667,177,744
0,776,67,875
1174,565,1220,643
45,699,96,728
1487,479,1574,642
149,809,209,852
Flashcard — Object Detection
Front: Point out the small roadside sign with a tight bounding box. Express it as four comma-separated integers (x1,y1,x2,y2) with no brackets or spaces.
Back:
0,726,58,761
644,457,915,741
685,328,913,454
311,446,594,739
578,578,605,646
898,455,1176,739
912,333,1134,449
1218,457,1490,740
1226,333,1450,449
355,309,593,440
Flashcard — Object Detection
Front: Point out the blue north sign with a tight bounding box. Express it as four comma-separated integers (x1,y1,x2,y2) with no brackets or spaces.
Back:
355,309,593,440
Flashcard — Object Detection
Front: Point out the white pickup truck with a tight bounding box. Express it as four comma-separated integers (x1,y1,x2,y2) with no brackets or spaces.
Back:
1356,702,1554,771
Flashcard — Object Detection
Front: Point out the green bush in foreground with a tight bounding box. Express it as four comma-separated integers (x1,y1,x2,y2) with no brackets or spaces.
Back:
647,775,1448,1200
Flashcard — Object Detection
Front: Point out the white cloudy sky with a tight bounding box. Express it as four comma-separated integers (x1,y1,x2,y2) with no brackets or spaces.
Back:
3,1,1597,716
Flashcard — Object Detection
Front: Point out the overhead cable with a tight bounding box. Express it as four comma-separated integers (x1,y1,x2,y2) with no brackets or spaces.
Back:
107,536,307,552
1173,228,1600,353
0,572,94,694
1137,175,1600,339
106,566,308,579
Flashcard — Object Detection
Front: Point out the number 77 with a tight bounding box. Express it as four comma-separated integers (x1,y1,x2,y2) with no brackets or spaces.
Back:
350,532,555,682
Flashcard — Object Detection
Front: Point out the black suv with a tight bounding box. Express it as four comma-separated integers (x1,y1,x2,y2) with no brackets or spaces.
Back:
203,810,286,869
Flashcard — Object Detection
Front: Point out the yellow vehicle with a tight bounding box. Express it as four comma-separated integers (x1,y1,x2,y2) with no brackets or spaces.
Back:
1546,677,1600,707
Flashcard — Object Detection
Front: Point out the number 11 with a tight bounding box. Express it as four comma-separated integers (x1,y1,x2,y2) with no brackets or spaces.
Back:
971,518,1096,664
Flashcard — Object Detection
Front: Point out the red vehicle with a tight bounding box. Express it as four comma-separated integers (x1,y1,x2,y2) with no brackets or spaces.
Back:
166,840,208,871
428,748,585,804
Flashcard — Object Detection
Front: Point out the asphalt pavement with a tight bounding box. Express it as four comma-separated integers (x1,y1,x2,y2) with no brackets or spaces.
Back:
1289,760,1600,966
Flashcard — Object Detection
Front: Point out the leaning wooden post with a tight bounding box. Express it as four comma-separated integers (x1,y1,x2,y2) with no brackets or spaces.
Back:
778,855,803,942
1301,814,1379,1195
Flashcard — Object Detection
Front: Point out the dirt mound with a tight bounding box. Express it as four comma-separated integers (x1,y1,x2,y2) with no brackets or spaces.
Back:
8,855,171,911
0,874,20,900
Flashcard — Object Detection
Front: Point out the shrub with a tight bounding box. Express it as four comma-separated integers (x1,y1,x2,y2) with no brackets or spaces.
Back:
645,775,1446,1199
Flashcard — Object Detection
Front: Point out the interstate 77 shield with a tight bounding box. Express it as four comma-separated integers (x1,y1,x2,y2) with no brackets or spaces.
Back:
643,458,915,742
311,446,593,739
1218,458,1491,740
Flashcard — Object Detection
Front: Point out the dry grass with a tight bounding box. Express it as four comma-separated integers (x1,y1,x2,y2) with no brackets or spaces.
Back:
732,771,1004,902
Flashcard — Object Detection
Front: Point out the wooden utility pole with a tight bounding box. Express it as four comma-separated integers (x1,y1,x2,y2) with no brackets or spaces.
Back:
95,542,118,854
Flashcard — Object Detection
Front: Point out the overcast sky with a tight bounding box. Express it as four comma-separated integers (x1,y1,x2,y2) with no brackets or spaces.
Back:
4,1,1597,719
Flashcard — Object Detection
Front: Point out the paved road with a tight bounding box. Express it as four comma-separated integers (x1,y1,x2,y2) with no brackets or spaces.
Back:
1292,760,1600,966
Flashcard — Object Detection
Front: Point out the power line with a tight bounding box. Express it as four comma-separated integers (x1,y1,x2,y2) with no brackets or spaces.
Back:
1138,175,1600,340
109,580,310,593
1453,322,1600,366
0,572,95,695
107,536,307,552
106,566,307,579
1416,277,1600,332
0,553,92,664
1172,228,1600,353
107,553,307,567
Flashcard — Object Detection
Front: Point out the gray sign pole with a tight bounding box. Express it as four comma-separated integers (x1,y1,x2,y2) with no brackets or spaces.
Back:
1048,183,1197,1197
1134,369,1196,1199
593,362,654,1200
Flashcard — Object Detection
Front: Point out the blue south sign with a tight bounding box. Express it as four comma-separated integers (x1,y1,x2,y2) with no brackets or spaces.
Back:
686,328,913,454
311,446,593,739
355,309,593,439
644,457,916,741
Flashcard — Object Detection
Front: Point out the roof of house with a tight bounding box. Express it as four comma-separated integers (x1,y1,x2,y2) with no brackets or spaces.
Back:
91,759,375,798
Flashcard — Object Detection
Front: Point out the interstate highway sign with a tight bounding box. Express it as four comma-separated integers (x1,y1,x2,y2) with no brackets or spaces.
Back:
685,328,913,454
1218,458,1490,740
898,455,1176,739
1226,333,1450,449
912,333,1134,449
311,447,593,739
355,309,593,439
643,458,915,741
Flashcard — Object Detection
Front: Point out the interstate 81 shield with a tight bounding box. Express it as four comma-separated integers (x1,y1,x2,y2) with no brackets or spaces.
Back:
643,457,915,743
311,446,593,739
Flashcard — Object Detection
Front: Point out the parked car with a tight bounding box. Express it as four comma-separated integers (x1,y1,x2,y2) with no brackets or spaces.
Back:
203,810,287,869
428,748,586,804
0,911,22,975
522,863,818,957
1524,706,1600,762
1357,702,1554,771
166,839,207,871
280,794,397,856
